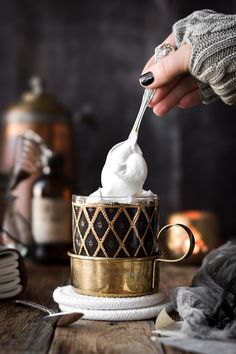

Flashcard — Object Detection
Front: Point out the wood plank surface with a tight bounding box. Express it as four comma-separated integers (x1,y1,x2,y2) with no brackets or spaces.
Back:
0,260,197,354
0,261,69,354
49,321,161,354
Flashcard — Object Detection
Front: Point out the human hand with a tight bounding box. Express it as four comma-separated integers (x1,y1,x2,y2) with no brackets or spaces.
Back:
139,33,202,116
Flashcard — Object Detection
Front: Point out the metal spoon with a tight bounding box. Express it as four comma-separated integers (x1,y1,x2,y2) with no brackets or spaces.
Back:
129,43,175,137
109,43,175,157
14,299,83,326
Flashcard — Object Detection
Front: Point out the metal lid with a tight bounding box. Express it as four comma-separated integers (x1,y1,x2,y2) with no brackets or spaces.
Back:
4,77,70,123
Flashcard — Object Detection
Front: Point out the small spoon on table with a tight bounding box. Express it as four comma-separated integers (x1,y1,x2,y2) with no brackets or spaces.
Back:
14,299,83,326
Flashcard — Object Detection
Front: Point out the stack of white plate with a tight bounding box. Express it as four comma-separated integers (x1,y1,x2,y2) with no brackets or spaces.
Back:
0,246,24,299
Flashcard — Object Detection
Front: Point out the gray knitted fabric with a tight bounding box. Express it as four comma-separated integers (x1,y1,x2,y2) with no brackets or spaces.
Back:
170,242,236,339
173,10,236,105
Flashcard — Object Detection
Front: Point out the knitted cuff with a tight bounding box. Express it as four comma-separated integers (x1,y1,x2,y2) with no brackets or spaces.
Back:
196,80,219,105
173,9,236,105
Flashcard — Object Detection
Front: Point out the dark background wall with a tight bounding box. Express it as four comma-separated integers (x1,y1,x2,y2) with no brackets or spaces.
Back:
0,0,236,240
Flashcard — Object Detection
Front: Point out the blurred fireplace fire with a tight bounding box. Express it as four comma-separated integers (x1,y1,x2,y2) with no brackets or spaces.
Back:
166,210,221,264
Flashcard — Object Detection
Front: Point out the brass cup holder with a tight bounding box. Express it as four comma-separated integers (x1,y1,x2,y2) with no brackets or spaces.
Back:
69,223,195,297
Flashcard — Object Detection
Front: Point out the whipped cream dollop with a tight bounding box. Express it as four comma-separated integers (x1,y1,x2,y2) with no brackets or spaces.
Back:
90,131,153,198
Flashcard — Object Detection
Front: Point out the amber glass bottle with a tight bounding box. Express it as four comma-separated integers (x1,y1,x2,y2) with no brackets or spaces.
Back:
31,154,72,264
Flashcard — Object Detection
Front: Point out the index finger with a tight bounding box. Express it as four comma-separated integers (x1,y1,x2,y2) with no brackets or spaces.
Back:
141,33,177,74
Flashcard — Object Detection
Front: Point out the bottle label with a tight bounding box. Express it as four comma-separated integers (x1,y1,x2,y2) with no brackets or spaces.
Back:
32,197,71,244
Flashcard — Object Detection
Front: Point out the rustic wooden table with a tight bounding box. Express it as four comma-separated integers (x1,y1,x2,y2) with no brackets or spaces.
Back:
0,260,197,354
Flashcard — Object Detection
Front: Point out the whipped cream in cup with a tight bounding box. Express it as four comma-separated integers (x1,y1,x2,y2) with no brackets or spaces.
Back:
90,131,154,201
70,124,160,259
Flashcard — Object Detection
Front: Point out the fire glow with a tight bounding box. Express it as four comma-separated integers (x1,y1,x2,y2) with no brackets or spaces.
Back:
167,210,220,263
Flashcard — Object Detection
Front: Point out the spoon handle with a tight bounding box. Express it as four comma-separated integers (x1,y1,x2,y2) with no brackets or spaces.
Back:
129,43,175,137
129,88,154,136
14,299,54,315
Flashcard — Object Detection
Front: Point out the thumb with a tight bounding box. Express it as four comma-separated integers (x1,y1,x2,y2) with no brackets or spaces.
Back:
139,44,191,88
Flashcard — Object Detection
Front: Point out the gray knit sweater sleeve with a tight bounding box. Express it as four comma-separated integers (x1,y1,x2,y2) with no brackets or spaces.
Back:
173,9,236,105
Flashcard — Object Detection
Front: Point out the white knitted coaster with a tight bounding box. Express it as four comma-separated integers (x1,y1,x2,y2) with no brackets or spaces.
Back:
53,285,166,321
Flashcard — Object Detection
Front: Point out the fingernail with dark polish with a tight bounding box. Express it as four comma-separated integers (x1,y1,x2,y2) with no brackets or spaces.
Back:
139,72,154,86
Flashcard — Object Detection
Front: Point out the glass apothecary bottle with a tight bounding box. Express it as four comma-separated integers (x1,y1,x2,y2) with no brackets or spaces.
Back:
31,154,72,264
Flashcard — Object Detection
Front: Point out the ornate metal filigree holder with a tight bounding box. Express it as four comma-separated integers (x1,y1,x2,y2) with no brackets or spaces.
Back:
70,195,195,297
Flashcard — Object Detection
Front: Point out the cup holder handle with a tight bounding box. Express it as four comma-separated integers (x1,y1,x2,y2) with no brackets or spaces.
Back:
156,223,195,262
151,223,195,288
